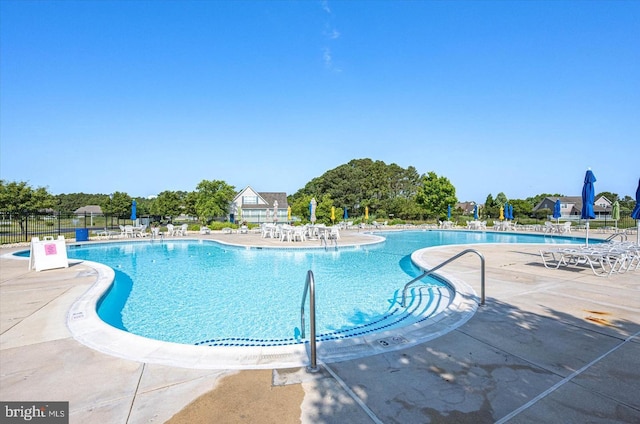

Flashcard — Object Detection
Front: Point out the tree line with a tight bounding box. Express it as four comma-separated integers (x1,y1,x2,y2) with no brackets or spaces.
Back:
1,158,636,225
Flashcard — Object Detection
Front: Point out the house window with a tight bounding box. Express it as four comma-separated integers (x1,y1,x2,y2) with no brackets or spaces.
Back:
243,196,258,205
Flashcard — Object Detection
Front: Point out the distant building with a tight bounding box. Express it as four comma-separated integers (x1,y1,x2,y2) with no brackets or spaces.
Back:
231,186,289,224
533,196,612,219
74,205,103,215
456,201,478,215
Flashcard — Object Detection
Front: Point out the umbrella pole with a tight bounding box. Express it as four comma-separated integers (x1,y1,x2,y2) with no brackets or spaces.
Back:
637,221,639,245
585,221,590,247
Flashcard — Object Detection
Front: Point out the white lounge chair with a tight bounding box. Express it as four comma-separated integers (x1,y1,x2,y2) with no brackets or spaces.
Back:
540,243,633,277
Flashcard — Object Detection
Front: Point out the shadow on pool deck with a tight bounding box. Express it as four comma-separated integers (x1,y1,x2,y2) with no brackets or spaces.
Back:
1,230,639,423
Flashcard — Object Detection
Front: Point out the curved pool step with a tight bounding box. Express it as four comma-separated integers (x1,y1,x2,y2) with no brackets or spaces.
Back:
195,283,454,347
316,284,453,341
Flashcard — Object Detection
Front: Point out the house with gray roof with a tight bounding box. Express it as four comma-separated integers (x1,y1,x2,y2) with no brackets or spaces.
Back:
456,201,478,215
231,186,289,224
533,196,612,219
74,205,103,215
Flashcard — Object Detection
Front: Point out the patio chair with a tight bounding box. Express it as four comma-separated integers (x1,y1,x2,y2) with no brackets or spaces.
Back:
124,225,135,238
137,224,148,237
292,226,306,242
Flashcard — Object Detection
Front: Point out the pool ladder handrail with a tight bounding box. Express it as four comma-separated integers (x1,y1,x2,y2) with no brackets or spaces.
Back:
301,270,320,372
320,231,338,250
401,248,486,308
605,232,627,242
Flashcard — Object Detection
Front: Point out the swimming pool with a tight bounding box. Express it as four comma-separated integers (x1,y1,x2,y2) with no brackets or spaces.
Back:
61,230,581,368
84,237,445,347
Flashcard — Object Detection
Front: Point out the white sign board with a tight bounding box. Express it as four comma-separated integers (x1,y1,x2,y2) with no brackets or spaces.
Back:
29,236,69,272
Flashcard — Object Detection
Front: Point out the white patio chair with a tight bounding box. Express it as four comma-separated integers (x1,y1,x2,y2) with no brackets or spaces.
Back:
176,224,188,236
124,225,135,238
292,226,306,242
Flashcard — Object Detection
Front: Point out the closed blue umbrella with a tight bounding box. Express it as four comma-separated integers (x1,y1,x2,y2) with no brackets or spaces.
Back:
509,204,514,221
131,199,137,222
553,199,561,223
447,205,451,220
343,207,348,221
473,204,478,220
581,169,597,246
630,178,640,244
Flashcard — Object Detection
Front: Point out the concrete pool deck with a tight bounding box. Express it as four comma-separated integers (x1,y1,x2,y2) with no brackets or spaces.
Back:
1,229,638,423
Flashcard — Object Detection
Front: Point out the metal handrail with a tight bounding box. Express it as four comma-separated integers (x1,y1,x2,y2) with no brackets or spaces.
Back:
401,248,485,307
301,270,319,372
605,232,627,242
319,230,338,250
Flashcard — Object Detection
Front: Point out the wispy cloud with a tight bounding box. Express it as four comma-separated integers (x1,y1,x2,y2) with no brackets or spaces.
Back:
323,47,341,72
320,1,341,72
323,47,332,68
320,0,331,14
325,26,340,40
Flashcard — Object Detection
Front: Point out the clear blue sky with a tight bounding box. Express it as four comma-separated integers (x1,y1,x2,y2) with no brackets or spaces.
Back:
1,0,638,203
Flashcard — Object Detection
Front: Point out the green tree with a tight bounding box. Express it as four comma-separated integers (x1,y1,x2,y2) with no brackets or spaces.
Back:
183,191,198,218
290,158,423,220
510,199,532,220
0,180,55,235
316,195,335,225
194,180,236,223
150,190,182,220
618,195,635,211
0,180,55,212
101,191,132,218
289,194,314,222
55,193,109,212
415,172,457,220
485,192,508,219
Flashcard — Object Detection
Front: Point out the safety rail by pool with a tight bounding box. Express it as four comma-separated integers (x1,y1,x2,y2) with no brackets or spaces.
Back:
300,270,319,372
401,248,486,308
605,232,627,243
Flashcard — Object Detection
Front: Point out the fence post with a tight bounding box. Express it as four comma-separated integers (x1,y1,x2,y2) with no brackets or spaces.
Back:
24,212,28,243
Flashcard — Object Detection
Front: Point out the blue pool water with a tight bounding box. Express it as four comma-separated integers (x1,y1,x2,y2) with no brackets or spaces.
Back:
60,231,579,346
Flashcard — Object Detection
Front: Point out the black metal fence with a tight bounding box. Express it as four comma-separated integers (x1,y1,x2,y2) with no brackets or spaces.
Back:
0,211,138,244
0,210,637,245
